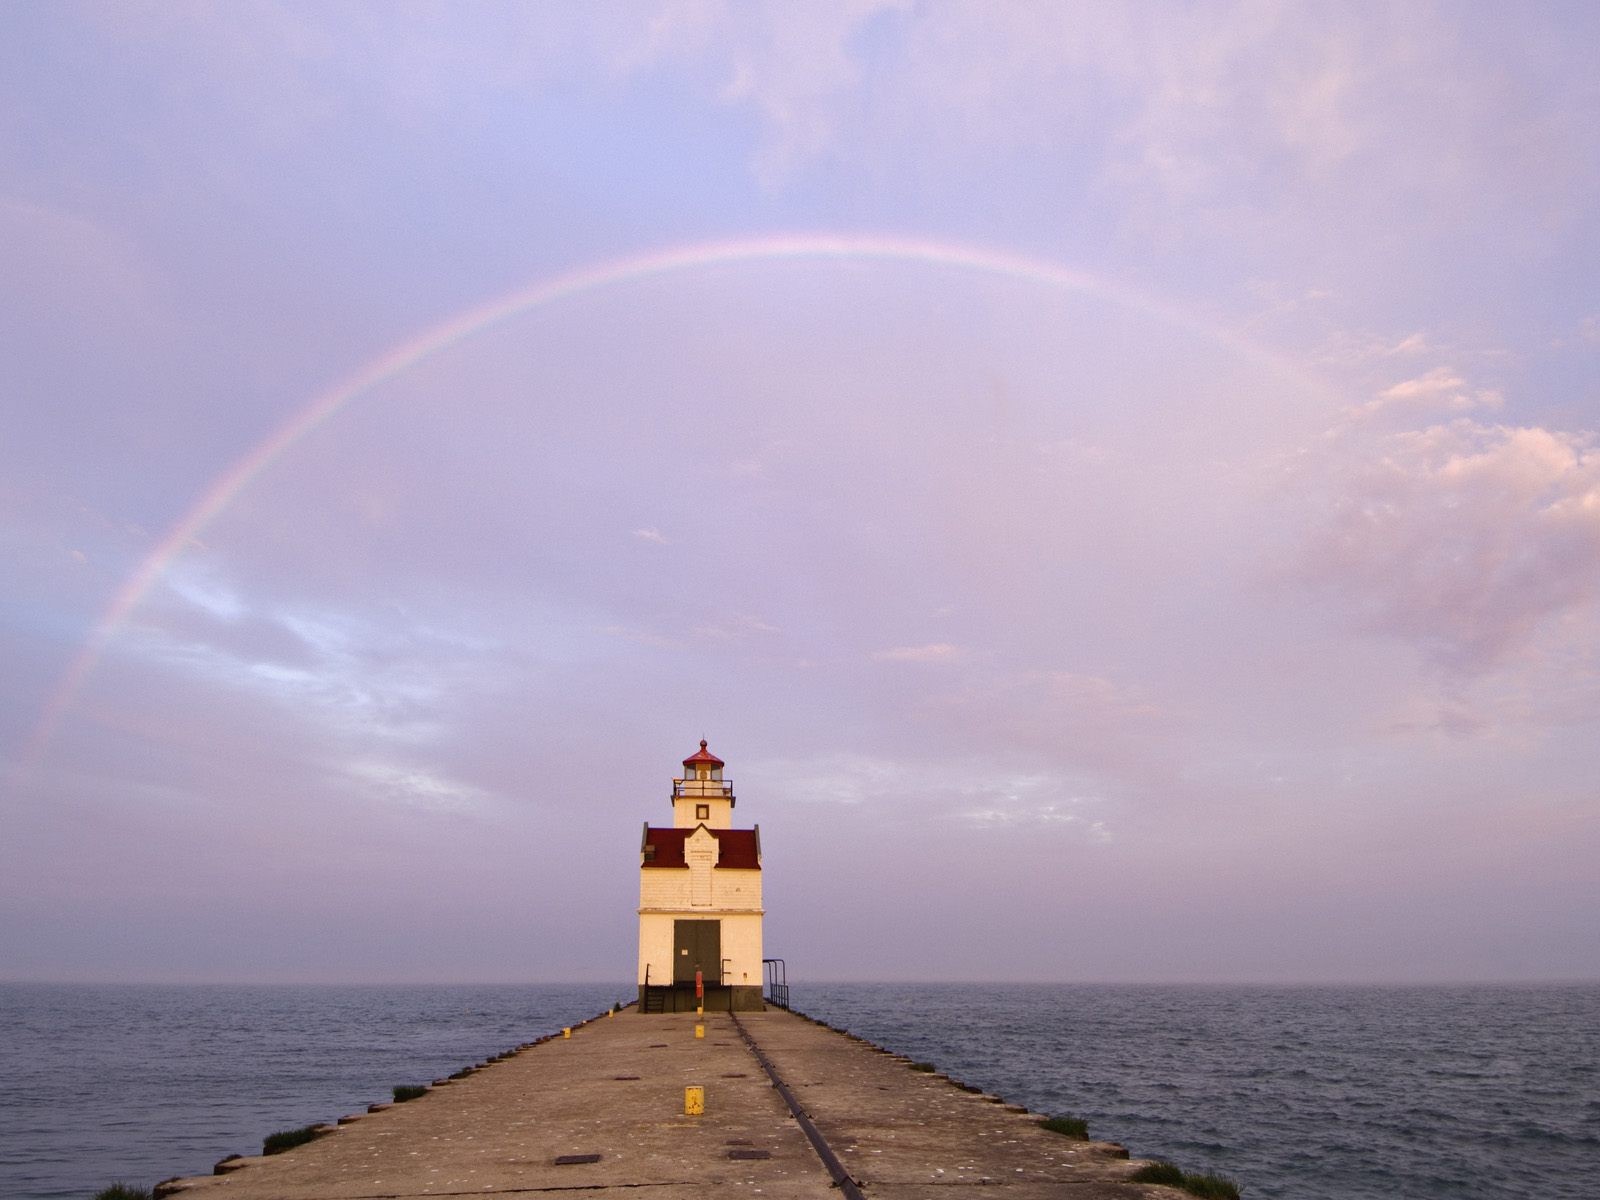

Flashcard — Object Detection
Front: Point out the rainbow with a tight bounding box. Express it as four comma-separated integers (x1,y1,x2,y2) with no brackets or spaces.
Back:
22,232,1308,771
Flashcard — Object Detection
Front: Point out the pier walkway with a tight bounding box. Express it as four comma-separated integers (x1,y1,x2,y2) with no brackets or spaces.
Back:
159,1007,1159,1199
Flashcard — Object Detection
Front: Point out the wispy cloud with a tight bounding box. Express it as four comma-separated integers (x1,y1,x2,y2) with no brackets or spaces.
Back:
346,759,493,814
596,623,681,649
871,642,958,663
695,613,781,641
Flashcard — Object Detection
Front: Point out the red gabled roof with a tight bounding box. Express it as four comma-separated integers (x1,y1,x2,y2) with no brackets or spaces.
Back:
712,828,760,869
682,739,724,769
641,825,760,870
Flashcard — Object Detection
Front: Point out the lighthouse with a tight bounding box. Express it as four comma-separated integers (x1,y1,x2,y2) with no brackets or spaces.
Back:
637,741,764,1012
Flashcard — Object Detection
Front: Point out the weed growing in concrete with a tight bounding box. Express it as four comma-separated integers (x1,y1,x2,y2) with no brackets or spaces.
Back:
1181,1173,1242,1199
1038,1115,1089,1139
1130,1162,1185,1185
92,1185,151,1200
262,1124,322,1155
392,1084,428,1102
1130,1161,1240,1199
909,1062,936,1072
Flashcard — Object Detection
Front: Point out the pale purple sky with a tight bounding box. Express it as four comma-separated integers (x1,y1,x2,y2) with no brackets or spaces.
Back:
3,3,1597,984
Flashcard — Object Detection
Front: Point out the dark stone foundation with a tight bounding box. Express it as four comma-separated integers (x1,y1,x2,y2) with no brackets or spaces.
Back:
638,984,765,1012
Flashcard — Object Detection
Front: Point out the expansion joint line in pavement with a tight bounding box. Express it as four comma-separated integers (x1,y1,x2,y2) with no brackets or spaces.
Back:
729,1011,868,1200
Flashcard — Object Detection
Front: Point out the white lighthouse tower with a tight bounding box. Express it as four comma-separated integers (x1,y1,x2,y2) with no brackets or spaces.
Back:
636,741,764,1012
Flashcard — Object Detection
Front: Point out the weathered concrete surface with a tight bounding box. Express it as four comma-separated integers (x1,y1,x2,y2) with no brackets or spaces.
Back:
748,1013,1148,1199
157,1007,1171,1199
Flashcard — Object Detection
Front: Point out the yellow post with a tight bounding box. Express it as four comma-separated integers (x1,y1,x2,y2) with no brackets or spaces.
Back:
562,1027,571,1039
684,1086,705,1116
694,1023,705,1039
696,1004,703,1016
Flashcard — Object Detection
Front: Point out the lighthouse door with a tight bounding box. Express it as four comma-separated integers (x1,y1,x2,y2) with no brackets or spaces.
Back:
673,919,721,985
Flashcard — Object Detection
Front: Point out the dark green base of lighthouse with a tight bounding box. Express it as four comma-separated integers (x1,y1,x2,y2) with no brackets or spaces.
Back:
638,984,765,1013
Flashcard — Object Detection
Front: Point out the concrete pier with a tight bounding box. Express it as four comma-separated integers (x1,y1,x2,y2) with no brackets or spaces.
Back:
156,1007,1168,1198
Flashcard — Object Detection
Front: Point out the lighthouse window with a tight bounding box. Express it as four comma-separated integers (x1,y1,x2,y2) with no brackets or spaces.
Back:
696,804,710,820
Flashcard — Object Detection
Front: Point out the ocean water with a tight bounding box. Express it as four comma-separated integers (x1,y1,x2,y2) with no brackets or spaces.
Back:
2,982,1596,1200
797,983,1600,1200
0,983,629,1200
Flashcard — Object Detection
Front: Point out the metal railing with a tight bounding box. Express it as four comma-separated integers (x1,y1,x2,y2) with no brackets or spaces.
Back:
642,964,667,1013
763,958,789,1009
672,777,735,800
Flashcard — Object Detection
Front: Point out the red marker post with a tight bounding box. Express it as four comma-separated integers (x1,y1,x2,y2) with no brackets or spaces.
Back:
695,970,704,1000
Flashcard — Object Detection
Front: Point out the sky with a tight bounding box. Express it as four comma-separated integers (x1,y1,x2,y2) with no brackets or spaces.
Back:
2,2,1597,986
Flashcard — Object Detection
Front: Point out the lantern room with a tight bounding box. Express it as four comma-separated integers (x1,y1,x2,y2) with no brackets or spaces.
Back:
672,739,735,829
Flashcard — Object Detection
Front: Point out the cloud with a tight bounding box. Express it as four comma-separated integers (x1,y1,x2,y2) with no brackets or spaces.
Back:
345,759,494,814
122,567,504,749
633,527,670,544
1378,696,1496,740
600,611,780,647
1380,368,1466,400
957,791,1113,840
1354,367,1502,419
871,642,958,663
1312,328,1436,369
694,613,782,640
1292,419,1600,673
597,623,681,649
753,750,1117,840
0,197,165,331
919,669,1169,777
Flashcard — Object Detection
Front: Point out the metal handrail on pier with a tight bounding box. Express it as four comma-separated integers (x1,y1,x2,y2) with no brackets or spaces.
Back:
763,958,789,1008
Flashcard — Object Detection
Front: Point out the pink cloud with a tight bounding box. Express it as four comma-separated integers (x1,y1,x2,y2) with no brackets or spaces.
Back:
1295,420,1600,672
1352,366,1502,419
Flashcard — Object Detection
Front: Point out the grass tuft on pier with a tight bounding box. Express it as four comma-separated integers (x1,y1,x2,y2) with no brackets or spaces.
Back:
908,1061,936,1072
1038,1114,1089,1139
1130,1160,1241,1199
1131,1162,1185,1185
92,1186,151,1200
262,1124,323,1155
1181,1174,1242,1200
392,1084,428,1102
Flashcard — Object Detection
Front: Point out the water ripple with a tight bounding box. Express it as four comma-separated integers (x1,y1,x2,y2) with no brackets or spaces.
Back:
797,982,1600,1200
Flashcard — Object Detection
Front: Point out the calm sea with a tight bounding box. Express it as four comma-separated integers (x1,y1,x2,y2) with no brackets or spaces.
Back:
1,982,1595,1199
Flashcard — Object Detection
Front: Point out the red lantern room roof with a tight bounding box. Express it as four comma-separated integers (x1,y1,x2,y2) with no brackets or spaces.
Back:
682,739,724,769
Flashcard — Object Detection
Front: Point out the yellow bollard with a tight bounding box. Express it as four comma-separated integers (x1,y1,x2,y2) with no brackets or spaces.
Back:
696,1004,703,1016
694,1023,705,1039
685,1086,704,1116
562,1027,571,1039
